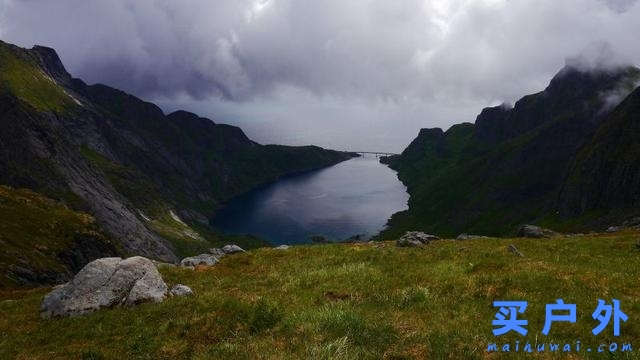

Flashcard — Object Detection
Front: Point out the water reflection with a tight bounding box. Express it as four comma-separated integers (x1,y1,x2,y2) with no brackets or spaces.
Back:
211,156,409,245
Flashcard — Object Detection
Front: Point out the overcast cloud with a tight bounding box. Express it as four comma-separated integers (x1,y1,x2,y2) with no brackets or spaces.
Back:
1,0,639,152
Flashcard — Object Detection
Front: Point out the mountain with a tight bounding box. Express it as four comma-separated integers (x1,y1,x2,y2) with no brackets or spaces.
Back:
0,40,356,277
559,87,640,219
383,64,640,237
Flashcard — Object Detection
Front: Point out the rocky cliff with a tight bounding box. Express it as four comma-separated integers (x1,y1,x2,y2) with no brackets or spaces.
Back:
559,87,640,219
385,64,640,237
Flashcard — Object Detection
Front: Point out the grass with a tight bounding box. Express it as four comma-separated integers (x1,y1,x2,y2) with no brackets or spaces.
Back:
1,231,640,359
147,210,268,258
0,43,75,113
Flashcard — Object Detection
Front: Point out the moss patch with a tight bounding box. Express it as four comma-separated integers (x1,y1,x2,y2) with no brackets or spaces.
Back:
0,44,75,113
0,185,114,287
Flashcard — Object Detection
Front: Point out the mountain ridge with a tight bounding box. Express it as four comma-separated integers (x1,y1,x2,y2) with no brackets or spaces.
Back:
0,40,356,275
383,63,640,237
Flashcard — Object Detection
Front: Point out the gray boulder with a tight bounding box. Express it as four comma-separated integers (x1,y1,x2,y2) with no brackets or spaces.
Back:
606,226,623,233
170,284,193,297
180,254,219,267
397,237,423,247
222,244,245,254
397,231,440,247
41,256,167,318
275,245,290,250
517,225,556,238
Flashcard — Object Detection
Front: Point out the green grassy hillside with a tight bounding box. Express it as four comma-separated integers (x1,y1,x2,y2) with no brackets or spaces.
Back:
0,41,75,113
1,232,639,359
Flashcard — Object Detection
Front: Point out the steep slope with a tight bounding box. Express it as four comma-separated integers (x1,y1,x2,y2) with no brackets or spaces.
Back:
0,185,118,287
0,40,355,265
559,87,640,220
385,65,640,237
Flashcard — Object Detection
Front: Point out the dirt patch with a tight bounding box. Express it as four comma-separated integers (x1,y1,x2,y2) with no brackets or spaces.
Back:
323,291,351,302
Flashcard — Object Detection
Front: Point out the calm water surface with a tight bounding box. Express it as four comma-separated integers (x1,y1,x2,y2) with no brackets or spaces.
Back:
211,156,409,245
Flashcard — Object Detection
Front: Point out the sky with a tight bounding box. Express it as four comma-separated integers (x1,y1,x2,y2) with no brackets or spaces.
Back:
1,0,639,152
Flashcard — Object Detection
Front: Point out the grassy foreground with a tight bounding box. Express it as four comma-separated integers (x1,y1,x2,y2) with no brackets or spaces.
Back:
1,232,640,359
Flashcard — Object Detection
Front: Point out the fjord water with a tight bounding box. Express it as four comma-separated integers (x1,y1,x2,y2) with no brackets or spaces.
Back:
211,156,409,245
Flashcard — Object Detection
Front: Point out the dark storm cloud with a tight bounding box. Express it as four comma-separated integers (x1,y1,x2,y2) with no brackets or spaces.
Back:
1,0,639,151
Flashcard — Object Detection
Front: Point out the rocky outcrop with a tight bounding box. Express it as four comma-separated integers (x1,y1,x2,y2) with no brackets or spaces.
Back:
517,225,557,238
179,244,246,267
624,217,640,227
208,248,226,257
222,244,245,254
603,218,640,233
179,244,247,268
40,256,167,318
606,226,623,233
397,232,440,247
180,254,220,267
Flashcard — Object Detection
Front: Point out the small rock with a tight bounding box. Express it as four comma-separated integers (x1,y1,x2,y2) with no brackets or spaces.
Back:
508,244,525,257
222,244,245,254
606,226,623,233
275,245,290,250
170,284,193,297
397,231,440,247
180,254,219,267
517,225,557,238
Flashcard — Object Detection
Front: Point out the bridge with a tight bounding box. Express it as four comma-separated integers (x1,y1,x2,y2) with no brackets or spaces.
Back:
349,151,399,157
